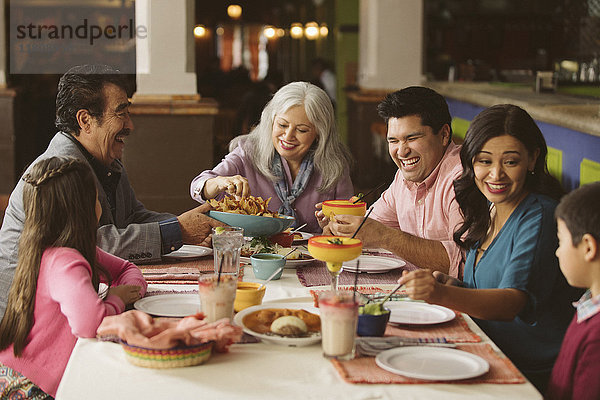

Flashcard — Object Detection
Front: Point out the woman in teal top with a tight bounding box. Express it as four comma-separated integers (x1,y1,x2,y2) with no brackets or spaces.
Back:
398,104,581,393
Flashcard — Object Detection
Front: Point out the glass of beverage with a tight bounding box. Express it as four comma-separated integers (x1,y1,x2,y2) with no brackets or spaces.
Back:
198,274,237,322
321,200,367,219
307,236,362,292
212,226,244,276
318,291,359,360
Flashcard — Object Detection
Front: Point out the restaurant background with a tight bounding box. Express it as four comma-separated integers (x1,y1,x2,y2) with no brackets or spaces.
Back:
0,0,599,220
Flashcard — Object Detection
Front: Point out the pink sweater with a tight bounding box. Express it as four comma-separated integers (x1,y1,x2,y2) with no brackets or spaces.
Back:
0,247,147,396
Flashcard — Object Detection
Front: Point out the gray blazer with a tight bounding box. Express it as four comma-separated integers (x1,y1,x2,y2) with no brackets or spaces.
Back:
0,132,175,317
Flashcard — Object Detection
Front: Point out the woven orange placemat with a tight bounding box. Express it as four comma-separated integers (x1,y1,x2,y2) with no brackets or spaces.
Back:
309,286,387,306
309,287,481,343
297,261,407,287
141,257,244,284
385,314,481,343
332,343,525,384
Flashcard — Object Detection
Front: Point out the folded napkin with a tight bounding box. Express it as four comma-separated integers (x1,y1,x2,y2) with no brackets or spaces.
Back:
97,310,242,352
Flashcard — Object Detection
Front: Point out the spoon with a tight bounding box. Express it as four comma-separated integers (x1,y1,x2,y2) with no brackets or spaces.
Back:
379,282,405,305
290,223,307,233
257,267,284,291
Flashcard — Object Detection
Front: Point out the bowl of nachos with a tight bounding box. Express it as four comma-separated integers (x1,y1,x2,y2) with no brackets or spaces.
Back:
207,195,295,237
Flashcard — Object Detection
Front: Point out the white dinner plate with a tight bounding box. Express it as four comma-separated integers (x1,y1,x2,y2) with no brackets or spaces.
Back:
292,231,313,244
162,245,212,261
375,347,489,381
386,302,455,325
240,253,314,269
134,294,200,317
233,302,321,347
342,255,406,273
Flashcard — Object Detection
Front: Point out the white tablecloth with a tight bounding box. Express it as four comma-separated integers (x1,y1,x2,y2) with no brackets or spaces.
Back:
56,265,543,400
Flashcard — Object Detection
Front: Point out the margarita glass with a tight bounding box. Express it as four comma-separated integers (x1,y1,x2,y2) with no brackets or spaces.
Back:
321,200,367,219
307,236,362,292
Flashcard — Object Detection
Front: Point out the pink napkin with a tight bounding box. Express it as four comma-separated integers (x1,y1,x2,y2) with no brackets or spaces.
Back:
97,310,242,352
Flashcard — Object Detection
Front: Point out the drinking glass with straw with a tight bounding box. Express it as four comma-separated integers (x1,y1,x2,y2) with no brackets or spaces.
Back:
198,267,237,322
211,226,244,277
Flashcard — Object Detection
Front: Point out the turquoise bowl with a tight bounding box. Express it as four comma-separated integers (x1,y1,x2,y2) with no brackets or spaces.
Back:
208,211,295,237
251,253,286,280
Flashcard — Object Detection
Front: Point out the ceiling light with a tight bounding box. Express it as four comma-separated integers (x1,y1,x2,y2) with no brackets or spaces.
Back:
290,23,303,39
227,4,242,19
319,24,328,37
305,22,319,40
264,26,276,39
194,25,206,38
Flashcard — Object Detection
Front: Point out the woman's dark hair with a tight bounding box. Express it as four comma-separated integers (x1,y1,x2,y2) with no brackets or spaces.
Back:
453,104,565,249
55,64,127,135
0,157,111,356
377,86,453,140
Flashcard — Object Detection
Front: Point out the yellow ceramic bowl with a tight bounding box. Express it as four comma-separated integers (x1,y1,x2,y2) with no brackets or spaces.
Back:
307,236,363,264
234,282,266,312
322,200,367,219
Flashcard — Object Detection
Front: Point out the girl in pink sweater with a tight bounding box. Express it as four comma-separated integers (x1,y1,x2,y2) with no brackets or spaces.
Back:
0,157,147,398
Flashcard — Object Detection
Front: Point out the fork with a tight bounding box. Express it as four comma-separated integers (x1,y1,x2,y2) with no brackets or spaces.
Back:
355,337,456,356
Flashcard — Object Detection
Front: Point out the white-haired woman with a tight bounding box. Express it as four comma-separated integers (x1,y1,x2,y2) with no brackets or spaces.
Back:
190,81,354,233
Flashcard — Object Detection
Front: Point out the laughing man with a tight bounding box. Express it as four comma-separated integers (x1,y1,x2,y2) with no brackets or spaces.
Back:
327,87,464,278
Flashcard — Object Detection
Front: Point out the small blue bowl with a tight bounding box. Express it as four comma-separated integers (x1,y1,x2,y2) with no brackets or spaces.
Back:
357,306,391,337
251,253,285,280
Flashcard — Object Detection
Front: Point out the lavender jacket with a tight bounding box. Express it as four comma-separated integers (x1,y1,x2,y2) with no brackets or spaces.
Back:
190,141,354,233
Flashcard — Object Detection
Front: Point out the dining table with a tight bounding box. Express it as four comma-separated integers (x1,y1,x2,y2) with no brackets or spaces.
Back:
56,256,543,400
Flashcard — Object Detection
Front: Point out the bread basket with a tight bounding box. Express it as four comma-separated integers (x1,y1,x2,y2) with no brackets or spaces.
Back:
121,340,214,369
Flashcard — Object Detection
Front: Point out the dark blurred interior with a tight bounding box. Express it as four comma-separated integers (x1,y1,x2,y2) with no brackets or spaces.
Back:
2,0,599,194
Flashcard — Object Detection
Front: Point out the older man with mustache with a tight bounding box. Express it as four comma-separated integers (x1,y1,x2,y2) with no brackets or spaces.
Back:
0,65,223,318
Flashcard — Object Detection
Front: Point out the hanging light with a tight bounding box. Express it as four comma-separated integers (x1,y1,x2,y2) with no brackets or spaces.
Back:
276,28,285,37
304,22,319,40
216,26,225,36
290,23,303,39
319,23,328,37
263,26,276,39
227,4,242,19
194,25,206,38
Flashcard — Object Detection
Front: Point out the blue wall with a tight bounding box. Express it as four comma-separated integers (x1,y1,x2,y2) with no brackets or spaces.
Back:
446,98,600,191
